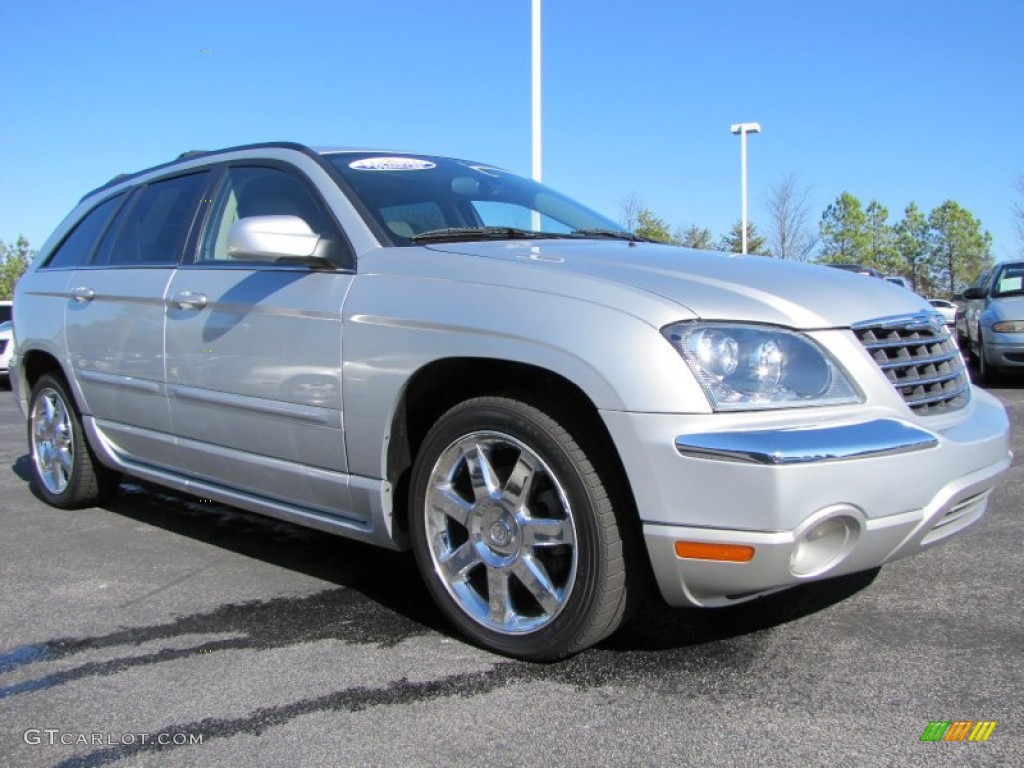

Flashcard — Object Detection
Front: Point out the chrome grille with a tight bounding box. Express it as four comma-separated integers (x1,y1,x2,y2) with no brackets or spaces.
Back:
853,312,970,415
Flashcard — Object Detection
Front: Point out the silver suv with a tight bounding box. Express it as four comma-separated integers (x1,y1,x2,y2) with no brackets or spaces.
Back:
11,143,1012,659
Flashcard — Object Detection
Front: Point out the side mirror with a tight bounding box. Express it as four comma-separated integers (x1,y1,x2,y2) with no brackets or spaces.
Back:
227,215,325,263
962,287,986,300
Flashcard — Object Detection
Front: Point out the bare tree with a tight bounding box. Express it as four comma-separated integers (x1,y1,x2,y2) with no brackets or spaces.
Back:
763,173,817,261
618,193,644,232
1014,173,1024,256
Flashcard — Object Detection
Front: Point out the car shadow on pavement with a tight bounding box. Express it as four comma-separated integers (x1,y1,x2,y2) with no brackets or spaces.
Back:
0,477,887,767
12,453,32,482
116,480,883,650
106,480,449,632
601,568,880,653
965,360,1024,389
4,466,880,660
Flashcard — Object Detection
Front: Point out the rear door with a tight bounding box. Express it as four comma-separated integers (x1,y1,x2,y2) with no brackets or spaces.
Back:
64,171,210,467
164,163,358,518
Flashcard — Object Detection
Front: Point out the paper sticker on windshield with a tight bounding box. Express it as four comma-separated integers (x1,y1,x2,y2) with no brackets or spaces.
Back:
349,157,436,171
999,276,1022,293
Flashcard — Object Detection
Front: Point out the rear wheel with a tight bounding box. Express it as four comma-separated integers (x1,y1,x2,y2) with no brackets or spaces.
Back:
28,373,119,508
409,396,630,660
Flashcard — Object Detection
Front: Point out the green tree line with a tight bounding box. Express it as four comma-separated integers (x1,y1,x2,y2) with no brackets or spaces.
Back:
624,202,769,256
0,236,34,300
817,193,991,297
622,189,996,298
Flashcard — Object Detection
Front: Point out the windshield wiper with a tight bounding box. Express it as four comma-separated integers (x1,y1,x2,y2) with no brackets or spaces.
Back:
570,228,651,242
410,226,567,243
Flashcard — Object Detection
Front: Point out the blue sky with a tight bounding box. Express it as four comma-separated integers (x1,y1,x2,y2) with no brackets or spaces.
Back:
2,0,1022,259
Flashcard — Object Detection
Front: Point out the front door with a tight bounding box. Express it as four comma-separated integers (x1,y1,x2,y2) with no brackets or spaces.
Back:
164,164,358,519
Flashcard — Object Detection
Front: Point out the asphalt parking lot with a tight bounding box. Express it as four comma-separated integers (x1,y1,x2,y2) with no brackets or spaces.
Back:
0,380,1021,767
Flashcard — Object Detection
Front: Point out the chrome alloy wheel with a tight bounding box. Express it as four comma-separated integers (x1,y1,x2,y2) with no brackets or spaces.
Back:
424,431,578,635
31,387,75,495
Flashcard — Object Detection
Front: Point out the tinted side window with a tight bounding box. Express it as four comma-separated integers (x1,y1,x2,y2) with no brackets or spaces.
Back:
91,188,138,266
100,172,208,266
200,166,330,262
43,194,125,269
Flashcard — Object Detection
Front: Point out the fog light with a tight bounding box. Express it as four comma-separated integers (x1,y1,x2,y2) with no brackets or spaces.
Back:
790,515,858,576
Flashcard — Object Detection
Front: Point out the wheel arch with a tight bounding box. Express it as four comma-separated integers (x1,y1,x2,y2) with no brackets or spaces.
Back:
386,357,641,544
20,348,73,401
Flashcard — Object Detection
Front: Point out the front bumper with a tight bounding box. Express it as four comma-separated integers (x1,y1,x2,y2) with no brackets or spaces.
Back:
983,332,1024,368
601,388,1011,608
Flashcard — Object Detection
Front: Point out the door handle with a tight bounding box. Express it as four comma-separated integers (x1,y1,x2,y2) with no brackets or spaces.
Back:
171,291,208,310
70,286,95,303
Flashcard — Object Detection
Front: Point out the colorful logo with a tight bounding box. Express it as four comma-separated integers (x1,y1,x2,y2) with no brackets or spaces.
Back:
920,721,997,742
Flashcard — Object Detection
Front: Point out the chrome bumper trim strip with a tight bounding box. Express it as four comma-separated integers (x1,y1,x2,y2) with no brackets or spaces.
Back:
675,419,939,466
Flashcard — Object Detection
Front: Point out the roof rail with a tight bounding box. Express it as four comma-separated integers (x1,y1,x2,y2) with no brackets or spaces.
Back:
77,141,315,203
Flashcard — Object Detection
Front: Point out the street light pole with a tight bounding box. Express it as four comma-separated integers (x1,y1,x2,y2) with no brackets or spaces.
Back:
532,0,542,183
730,122,761,254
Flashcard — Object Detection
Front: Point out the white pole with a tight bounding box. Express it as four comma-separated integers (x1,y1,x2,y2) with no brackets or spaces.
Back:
730,122,761,254
740,129,748,254
532,0,542,183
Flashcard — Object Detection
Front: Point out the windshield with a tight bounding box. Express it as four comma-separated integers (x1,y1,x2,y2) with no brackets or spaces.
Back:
992,263,1024,297
326,152,627,244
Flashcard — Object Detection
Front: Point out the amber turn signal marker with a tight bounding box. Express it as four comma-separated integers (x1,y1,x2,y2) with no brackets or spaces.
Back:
674,541,755,562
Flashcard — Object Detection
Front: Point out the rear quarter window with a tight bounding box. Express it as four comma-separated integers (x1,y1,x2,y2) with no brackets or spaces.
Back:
42,193,125,269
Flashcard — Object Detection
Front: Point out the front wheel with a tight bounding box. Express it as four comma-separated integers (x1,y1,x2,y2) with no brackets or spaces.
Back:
28,373,120,508
976,332,1002,386
409,396,630,660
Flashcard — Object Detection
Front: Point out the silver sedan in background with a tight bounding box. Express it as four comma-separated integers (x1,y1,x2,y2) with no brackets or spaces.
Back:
961,261,1024,383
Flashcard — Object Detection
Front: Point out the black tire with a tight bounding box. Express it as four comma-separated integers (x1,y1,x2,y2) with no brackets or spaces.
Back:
966,331,980,366
27,373,120,508
976,332,1002,386
955,324,968,352
409,396,630,660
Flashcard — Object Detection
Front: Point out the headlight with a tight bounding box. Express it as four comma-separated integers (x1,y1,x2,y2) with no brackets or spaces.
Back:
662,322,861,411
992,320,1024,333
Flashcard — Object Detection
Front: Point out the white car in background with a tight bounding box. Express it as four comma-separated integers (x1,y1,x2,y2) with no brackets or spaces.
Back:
0,320,13,387
928,298,958,327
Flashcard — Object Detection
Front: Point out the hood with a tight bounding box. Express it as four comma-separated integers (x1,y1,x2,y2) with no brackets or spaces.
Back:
424,240,931,329
988,295,1024,319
